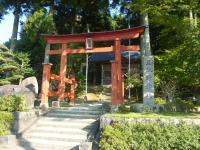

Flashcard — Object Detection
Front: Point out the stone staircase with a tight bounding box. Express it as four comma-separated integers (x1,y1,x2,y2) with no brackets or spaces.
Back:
17,103,103,150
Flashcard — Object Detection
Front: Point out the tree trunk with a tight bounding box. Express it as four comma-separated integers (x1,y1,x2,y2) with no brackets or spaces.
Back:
10,2,20,50
194,12,197,27
48,0,57,34
141,12,151,56
48,3,54,17
189,9,194,28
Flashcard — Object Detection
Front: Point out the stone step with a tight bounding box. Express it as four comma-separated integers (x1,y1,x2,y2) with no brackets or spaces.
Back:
45,113,99,119
29,126,89,135
50,109,102,115
22,132,86,142
56,105,102,111
16,103,103,150
47,111,101,117
35,120,96,129
41,117,96,123
19,139,80,150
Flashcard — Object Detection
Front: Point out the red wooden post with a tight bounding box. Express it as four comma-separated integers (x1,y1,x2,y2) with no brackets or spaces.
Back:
111,61,117,105
114,38,123,104
58,44,68,101
41,63,52,107
122,73,125,103
70,73,76,101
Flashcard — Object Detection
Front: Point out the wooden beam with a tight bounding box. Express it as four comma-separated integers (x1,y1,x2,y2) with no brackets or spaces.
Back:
58,44,68,101
48,91,71,99
48,91,59,97
43,27,145,44
48,45,140,55
111,61,117,105
41,63,52,105
70,73,76,101
50,74,73,84
121,45,140,52
64,92,71,98
114,38,123,104
64,78,73,84
50,74,60,80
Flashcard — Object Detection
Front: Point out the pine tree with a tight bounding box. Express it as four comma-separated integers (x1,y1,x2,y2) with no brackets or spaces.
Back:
0,44,33,85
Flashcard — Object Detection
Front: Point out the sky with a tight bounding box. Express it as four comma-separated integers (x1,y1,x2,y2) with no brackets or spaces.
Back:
0,4,120,44
0,12,26,44
0,13,14,44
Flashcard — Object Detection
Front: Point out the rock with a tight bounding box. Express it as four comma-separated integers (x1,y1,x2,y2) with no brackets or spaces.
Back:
0,85,35,109
20,76,38,95
52,101,60,108
131,103,146,112
79,142,92,150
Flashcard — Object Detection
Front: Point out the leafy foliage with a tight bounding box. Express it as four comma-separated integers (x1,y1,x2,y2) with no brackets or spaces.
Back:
1,0,199,102
0,95,27,112
155,97,166,105
0,44,34,85
100,122,200,150
165,98,197,112
15,8,55,80
125,72,142,101
0,111,14,136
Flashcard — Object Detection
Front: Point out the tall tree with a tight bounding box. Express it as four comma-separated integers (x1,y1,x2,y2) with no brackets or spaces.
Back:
15,8,55,82
0,44,33,85
2,0,32,50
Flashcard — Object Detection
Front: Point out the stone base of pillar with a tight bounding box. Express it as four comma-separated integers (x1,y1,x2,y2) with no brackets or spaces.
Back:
40,103,49,112
52,101,60,108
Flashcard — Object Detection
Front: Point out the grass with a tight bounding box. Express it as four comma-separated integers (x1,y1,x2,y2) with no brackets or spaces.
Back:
107,112,200,119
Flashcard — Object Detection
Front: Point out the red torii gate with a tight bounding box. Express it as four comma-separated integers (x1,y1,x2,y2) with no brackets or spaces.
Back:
40,27,145,107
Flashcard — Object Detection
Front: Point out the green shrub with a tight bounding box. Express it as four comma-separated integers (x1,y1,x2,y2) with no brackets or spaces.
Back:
165,98,196,112
118,105,130,113
131,103,156,112
155,97,166,105
0,111,14,136
0,95,27,112
100,122,200,150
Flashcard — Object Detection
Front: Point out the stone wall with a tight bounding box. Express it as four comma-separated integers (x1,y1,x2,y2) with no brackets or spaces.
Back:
12,110,40,134
100,114,200,129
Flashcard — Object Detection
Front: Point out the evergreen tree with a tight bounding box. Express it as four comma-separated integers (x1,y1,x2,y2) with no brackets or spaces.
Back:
0,44,34,85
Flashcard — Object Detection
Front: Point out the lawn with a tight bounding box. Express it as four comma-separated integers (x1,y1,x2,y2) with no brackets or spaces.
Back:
107,112,200,119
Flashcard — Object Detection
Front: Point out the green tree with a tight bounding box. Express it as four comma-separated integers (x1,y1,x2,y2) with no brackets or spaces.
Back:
111,0,200,100
1,0,33,50
0,44,33,85
16,8,55,81
14,51,35,84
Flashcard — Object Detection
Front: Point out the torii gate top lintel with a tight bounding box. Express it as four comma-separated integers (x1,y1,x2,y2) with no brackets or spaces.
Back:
42,26,145,44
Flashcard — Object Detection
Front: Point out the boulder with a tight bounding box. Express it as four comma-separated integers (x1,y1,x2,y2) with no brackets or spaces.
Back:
20,76,38,95
0,85,35,109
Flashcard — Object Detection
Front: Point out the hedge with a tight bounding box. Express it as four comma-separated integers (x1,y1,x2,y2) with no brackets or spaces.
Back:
0,95,27,112
100,122,200,150
0,111,14,136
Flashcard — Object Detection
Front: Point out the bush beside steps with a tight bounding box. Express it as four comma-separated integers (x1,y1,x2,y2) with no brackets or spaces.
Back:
100,122,200,150
0,95,27,137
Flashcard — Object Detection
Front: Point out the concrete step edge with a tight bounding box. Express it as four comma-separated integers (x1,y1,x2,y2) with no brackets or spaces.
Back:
29,127,89,134
40,117,97,122
18,138,81,146
36,120,95,126
22,132,87,140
